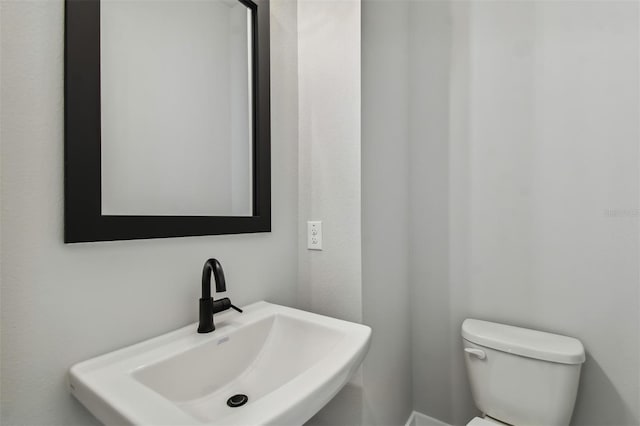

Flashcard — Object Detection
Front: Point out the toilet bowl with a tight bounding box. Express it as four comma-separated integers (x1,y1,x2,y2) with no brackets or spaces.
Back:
462,319,586,426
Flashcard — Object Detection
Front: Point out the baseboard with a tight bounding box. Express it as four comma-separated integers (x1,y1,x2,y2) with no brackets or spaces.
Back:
404,411,452,426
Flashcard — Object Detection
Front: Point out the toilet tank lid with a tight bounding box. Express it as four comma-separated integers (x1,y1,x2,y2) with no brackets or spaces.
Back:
462,319,586,365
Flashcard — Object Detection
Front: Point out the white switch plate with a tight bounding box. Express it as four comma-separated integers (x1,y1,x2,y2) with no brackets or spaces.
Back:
307,221,322,250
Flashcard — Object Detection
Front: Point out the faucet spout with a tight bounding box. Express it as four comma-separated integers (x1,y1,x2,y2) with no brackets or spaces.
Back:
202,258,226,299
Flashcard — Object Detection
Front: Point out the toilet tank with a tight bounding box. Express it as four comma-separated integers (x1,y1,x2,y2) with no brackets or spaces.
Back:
462,319,585,426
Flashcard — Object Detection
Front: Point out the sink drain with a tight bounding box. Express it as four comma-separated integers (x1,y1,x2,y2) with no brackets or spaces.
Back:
227,394,248,408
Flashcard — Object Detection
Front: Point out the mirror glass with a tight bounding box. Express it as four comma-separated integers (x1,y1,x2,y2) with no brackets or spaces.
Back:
100,0,253,216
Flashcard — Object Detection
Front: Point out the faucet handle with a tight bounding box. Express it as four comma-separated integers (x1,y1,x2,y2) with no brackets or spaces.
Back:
212,297,243,314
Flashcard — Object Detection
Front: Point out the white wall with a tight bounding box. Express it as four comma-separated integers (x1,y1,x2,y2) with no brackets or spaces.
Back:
0,0,299,424
296,1,364,423
411,1,640,425
304,2,416,425
296,0,362,324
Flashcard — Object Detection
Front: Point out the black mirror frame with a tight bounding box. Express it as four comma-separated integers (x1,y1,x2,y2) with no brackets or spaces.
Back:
64,0,270,243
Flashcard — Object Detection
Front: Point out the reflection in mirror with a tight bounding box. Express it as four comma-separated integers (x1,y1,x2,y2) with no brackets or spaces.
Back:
100,0,253,216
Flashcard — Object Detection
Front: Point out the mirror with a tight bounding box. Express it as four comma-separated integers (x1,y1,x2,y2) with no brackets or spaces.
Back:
64,0,271,242
100,0,254,216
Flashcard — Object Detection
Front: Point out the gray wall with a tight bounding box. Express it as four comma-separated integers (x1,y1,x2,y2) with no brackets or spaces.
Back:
0,0,299,424
410,1,640,425
408,1,468,423
362,0,413,425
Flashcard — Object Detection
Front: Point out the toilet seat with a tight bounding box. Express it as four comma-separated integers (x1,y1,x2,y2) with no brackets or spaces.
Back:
466,417,504,426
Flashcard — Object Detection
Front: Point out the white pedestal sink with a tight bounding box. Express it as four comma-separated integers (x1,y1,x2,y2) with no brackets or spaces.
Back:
69,301,371,425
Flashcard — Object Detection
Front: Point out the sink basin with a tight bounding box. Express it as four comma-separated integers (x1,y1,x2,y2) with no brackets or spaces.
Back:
69,301,371,425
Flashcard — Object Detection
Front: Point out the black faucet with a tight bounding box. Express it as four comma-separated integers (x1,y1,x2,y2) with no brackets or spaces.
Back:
198,258,242,333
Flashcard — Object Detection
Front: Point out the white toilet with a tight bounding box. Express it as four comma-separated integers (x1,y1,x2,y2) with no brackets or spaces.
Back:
462,319,586,426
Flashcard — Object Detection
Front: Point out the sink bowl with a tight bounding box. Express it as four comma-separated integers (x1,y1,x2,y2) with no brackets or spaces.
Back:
69,301,372,425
